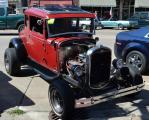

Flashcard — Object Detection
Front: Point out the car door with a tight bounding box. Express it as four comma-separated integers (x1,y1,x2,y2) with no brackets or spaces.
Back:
101,19,110,27
101,18,117,27
0,8,6,29
27,16,45,64
108,18,117,27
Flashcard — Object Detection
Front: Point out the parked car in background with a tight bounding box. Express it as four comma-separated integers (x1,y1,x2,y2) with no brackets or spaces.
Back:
77,18,102,30
100,17,138,30
0,7,24,32
128,12,149,27
15,7,28,14
114,26,149,73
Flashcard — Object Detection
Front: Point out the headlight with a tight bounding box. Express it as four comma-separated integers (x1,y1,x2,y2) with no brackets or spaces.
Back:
112,59,123,69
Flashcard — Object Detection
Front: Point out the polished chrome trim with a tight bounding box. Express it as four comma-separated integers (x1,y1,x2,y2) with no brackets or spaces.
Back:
76,83,144,107
86,46,101,89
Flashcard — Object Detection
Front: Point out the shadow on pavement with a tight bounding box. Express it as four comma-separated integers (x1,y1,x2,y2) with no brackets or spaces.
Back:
0,71,34,116
74,89,149,120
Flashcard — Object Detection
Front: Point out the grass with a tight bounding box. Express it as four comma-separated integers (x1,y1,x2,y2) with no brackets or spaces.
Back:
8,109,25,116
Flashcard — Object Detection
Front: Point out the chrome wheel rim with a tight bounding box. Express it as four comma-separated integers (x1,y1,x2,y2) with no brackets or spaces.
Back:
127,54,143,70
50,88,64,116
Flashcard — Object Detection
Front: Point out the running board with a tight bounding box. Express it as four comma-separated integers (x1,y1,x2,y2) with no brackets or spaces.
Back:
27,59,59,83
76,83,144,108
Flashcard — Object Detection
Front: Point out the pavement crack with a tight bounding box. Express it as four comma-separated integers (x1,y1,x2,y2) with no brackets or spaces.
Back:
18,76,35,106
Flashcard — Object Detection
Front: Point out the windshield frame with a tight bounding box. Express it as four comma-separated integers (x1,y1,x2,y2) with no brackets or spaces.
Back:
46,17,95,38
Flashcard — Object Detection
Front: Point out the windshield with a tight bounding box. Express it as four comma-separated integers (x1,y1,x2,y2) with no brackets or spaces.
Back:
47,17,94,37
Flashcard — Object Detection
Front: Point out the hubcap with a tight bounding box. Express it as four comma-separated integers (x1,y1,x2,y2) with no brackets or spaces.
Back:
51,88,64,116
127,54,143,70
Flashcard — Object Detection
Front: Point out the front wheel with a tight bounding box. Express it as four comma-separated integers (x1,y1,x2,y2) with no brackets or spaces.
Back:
48,80,75,120
118,24,124,30
126,50,146,73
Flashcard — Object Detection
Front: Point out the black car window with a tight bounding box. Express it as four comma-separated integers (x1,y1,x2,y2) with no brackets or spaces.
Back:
30,16,43,34
0,8,5,16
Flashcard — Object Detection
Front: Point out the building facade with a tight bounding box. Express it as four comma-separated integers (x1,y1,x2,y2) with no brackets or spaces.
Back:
29,0,73,6
79,0,149,20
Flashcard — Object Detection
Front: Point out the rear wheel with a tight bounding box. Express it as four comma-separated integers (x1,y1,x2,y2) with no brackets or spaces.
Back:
126,50,146,73
48,80,75,120
18,24,24,33
4,48,21,75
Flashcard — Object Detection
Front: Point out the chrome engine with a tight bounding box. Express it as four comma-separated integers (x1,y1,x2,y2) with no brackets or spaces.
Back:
59,40,112,89
59,40,142,91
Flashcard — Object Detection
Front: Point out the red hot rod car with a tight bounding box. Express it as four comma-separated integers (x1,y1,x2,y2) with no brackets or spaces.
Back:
4,5,144,120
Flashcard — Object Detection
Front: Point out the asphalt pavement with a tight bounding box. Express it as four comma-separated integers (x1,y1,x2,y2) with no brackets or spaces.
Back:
0,29,149,120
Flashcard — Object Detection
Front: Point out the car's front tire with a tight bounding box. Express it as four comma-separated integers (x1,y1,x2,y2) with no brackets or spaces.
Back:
118,24,124,30
126,50,147,73
48,79,75,120
4,48,21,75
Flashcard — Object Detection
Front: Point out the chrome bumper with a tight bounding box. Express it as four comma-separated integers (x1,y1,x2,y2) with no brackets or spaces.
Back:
76,83,144,108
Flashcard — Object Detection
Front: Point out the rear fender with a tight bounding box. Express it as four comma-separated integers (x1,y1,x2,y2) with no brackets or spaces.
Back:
9,38,27,62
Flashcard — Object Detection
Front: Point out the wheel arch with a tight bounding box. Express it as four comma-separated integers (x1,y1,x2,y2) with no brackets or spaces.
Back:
9,38,27,62
122,42,149,62
16,20,24,29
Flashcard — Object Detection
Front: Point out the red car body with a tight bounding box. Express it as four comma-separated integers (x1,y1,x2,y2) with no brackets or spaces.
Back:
20,7,95,73
4,6,144,119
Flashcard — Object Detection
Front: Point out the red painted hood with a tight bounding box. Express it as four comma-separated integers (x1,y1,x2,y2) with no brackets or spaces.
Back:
47,36,93,47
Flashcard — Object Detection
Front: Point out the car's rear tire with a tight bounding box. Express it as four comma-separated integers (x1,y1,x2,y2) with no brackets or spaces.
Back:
4,48,21,75
18,24,24,33
126,50,146,73
118,24,124,30
48,79,75,120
